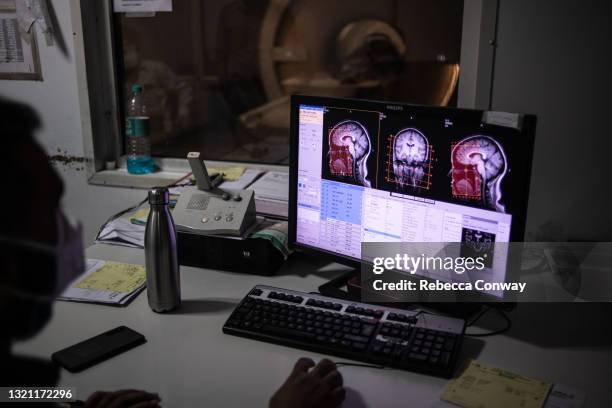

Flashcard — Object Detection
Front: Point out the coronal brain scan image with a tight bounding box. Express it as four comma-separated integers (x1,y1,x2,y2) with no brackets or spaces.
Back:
391,128,431,189
451,135,507,212
328,120,372,187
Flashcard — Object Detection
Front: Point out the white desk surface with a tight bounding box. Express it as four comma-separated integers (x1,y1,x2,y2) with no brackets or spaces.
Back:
15,244,612,407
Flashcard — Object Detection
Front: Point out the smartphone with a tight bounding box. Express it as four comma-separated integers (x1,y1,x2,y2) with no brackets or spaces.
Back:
52,326,146,372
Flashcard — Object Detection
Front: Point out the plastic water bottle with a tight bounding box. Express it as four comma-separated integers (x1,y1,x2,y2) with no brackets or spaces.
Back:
126,84,155,174
144,187,181,312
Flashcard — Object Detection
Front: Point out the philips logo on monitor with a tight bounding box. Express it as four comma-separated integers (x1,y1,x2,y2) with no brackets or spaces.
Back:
386,105,403,111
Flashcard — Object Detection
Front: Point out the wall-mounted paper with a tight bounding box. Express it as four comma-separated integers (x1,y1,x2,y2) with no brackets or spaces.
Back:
113,0,172,13
0,11,41,79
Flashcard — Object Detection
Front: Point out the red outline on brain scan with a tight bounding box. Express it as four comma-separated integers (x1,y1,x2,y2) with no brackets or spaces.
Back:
328,120,371,187
451,135,507,212
390,128,431,190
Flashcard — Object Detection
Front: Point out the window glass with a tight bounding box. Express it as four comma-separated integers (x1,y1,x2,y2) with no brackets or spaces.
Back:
116,0,464,164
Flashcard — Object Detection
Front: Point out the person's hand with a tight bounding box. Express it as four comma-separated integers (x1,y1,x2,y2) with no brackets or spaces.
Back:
84,390,161,408
270,358,345,408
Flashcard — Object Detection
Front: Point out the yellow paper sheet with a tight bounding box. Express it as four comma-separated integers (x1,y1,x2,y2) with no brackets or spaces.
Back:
128,207,150,225
188,166,246,182
441,359,552,408
75,261,146,293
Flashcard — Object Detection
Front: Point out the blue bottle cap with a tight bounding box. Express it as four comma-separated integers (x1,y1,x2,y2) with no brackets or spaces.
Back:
131,84,143,94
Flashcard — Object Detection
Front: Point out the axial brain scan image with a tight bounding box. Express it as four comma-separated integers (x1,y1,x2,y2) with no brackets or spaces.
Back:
392,128,430,189
328,120,372,187
461,227,495,268
451,135,507,212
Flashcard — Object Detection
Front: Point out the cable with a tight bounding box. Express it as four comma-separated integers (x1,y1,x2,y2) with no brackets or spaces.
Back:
466,305,491,327
166,171,193,188
465,307,512,337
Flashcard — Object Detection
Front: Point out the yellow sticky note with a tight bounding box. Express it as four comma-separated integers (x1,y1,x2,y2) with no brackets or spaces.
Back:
441,359,552,408
75,262,146,293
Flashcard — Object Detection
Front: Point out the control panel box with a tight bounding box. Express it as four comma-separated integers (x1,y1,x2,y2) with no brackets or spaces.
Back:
173,187,256,237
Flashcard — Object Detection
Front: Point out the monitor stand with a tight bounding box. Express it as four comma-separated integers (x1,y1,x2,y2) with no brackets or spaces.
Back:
318,270,484,320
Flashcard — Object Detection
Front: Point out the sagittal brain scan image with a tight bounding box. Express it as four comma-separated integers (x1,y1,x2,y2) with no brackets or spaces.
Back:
451,135,507,212
328,120,372,187
389,128,432,190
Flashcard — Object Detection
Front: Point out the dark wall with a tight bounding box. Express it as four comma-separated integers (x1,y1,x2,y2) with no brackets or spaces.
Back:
492,0,612,241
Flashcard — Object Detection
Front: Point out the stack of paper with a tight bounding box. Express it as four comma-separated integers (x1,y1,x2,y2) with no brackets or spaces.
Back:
59,259,146,306
95,190,180,248
96,216,146,248
248,171,289,219
441,359,552,408
219,168,263,189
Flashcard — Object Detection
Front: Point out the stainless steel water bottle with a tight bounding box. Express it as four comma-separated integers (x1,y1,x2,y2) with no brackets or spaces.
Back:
145,187,181,312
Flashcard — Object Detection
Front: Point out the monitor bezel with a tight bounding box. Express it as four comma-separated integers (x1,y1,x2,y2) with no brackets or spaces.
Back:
288,94,537,303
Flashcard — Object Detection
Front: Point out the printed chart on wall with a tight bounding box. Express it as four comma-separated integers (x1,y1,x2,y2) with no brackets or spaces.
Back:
0,4,42,80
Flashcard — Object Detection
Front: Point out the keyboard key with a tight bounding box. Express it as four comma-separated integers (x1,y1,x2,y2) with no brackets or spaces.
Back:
347,306,379,318
408,353,428,362
306,299,343,311
361,324,375,337
440,352,452,366
343,334,369,343
262,325,315,341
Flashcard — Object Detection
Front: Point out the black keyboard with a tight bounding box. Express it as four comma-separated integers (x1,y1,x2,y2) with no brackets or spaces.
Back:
223,285,466,378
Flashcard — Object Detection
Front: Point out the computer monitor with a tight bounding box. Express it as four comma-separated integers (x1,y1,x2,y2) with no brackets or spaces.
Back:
288,95,536,302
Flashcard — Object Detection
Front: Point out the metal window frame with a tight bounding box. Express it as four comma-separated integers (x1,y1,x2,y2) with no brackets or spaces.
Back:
76,0,498,188
79,0,122,174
